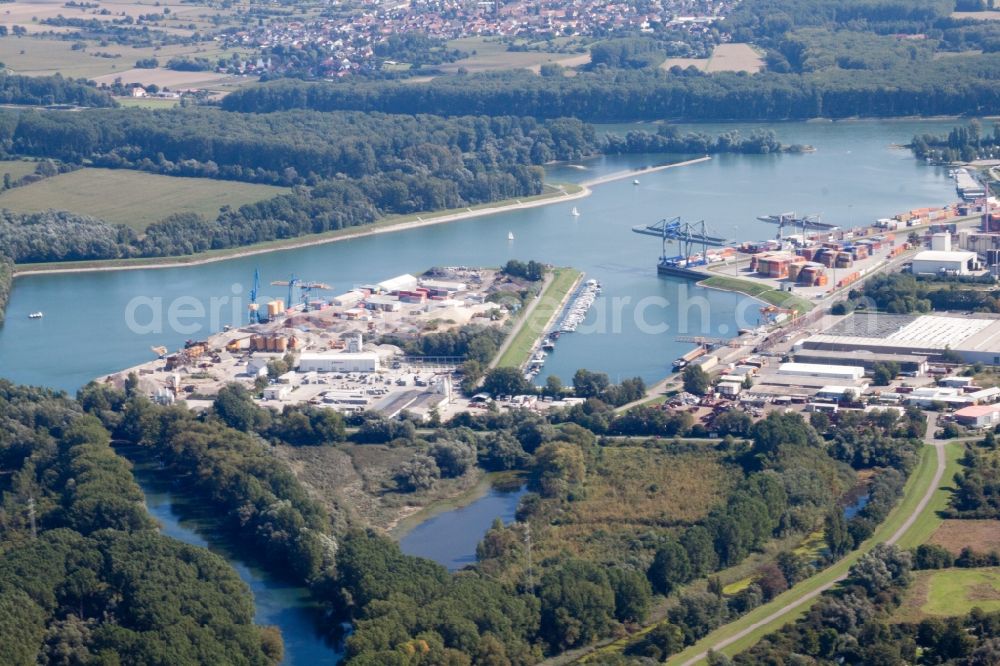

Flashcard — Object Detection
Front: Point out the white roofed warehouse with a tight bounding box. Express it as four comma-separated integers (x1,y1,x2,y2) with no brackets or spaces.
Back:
297,352,380,373
798,313,1000,366
955,405,1000,428
778,362,866,381
910,250,979,276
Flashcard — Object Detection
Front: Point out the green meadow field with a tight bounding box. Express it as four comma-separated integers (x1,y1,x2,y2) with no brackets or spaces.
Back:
0,168,287,231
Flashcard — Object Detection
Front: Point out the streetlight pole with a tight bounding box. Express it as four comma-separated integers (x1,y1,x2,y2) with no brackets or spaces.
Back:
732,225,739,276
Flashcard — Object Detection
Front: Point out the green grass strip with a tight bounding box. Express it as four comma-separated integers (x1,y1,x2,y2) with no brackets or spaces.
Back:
895,441,963,550
700,275,814,314
496,268,581,369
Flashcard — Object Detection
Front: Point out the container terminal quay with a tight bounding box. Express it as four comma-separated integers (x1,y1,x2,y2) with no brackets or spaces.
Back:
100,179,1000,423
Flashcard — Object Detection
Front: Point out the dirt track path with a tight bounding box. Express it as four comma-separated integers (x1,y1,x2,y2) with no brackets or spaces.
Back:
488,272,554,370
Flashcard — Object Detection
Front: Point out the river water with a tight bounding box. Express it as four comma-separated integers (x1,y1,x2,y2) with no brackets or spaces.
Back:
0,120,957,394
0,119,963,664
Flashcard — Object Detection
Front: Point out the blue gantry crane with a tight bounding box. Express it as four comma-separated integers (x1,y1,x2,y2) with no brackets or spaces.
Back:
632,216,732,262
248,268,262,324
632,216,735,275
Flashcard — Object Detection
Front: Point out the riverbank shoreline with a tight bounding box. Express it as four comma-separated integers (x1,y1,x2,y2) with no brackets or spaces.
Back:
12,156,712,278
12,185,588,277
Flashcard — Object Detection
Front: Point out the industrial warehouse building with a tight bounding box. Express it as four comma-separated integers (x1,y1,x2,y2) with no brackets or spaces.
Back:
910,250,980,276
799,313,1000,366
778,362,866,381
297,352,380,373
376,274,419,293
955,404,1000,428
792,349,929,375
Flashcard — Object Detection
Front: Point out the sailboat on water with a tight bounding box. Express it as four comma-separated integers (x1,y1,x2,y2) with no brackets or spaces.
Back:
507,231,515,241
571,206,580,217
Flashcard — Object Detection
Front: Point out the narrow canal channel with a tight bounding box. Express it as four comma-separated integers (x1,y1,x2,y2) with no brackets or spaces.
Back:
127,448,343,665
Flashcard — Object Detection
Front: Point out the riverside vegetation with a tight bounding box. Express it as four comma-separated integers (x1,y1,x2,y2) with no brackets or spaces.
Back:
911,120,1000,163
0,257,11,326
50,373,927,664
0,381,282,665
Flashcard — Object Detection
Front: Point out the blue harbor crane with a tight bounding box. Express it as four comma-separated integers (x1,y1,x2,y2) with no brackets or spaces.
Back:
756,212,834,241
248,268,262,324
271,274,301,313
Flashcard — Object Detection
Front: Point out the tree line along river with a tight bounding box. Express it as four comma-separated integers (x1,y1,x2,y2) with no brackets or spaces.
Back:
0,120,960,663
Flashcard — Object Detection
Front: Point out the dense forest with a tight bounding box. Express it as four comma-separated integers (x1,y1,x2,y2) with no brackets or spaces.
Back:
0,381,281,665
72,375,925,663
0,72,114,108
0,72,117,107
0,108,587,187
220,53,1000,121
723,0,952,39
0,108,588,262
603,125,792,155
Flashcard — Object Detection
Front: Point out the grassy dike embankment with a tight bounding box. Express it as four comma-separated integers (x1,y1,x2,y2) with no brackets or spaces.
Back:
699,275,814,315
12,156,716,277
495,268,582,369
13,184,587,275
670,440,945,664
